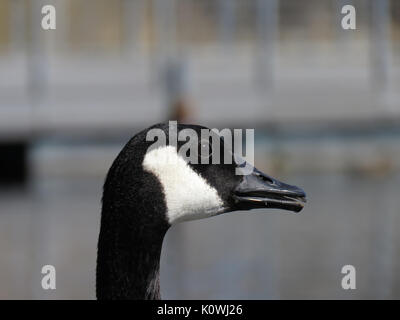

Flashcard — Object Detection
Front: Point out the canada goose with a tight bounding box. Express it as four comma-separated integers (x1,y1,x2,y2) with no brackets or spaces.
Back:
96,123,306,300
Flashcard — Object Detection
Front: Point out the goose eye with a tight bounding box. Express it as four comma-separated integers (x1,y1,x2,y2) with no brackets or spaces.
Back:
200,139,213,160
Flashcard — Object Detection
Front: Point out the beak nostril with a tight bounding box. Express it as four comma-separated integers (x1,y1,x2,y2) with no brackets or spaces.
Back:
256,172,274,185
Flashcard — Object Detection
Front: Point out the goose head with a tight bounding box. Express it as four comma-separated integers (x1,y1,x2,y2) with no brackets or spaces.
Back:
141,123,306,224
97,123,306,299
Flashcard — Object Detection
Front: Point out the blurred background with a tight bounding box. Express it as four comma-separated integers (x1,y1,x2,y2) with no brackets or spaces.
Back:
0,0,399,299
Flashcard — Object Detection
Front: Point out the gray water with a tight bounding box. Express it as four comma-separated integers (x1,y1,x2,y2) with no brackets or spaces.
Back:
0,173,399,299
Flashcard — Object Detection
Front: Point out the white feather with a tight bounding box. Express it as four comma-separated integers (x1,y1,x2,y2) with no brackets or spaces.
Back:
143,146,224,224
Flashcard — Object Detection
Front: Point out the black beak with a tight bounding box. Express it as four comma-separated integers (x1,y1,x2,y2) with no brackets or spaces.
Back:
233,166,307,213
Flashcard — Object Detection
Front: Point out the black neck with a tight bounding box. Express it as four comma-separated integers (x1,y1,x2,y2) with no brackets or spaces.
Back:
96,210,168,300
97,148,170,300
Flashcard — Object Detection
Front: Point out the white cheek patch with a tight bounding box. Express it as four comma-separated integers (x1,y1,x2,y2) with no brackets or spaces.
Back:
143,146,224,224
